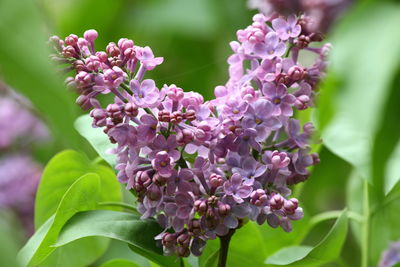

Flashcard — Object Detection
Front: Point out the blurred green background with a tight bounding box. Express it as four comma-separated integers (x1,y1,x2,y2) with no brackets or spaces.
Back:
1,0,400,266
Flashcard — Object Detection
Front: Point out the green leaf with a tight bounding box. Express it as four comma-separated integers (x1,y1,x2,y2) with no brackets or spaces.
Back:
265,246,313,265
265,210,348,267
75,115,117,167
35,150,121,228
369,180,400,263
54,210,179,267
0,0,82,148
384,138,400,195
100,259,140,267
200,222,267,267
202,249,219,267
18,173,101,267
318,3,400,185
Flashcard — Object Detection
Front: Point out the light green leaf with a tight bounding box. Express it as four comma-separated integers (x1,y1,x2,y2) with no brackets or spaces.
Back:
75,115,117,167
318,3,400,184
100,259,140,267
265,210,348,267
18,173,101,267
35,150,121,228
384,139,400,195
370,180,400,263
265,246,313,265
54,210,179,267
0,0,82,148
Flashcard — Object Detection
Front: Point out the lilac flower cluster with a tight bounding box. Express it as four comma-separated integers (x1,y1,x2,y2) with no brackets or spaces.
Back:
50,13,327,257
247,0,353,33
0,83,48,236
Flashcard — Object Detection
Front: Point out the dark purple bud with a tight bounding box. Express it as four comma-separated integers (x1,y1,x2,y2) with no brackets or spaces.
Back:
284,198,298,215
176,246,190,257
171,111,184,124
153,173,167,186
288,66,305,80
270,194,284,210
125,102,138,118
147,184,162,201
177,129,193,145
250,189,268,206
189,219,202,235
73,60,86,72
294,95,310,110
295,35,310,48
217,203,231,216
96,51,108,62
209,173,224,188
106,103,124,124
177,233,190,246
184,110,196,121
158,110,171,122
118,38,134,51
65,34,78,46
207,196,219,207
311,153,320,165
62,45,78,58
162,233,176,248
106,42,120,57
270,150,290,169
85,56,101,71
194,199,207,215
90,108,107,127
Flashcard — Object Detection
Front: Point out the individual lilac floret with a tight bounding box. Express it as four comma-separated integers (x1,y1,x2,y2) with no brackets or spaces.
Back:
130,79,160,107
254,32,286,59
152,151,175,178
272,15,302,41
263,83,296,116
223,173,253,203
242,99,281,141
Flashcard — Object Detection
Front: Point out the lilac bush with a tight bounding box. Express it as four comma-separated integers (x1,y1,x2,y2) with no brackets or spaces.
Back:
50,12,328,258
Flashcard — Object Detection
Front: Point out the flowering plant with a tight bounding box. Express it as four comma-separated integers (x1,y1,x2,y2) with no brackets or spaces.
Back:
45,12,329,264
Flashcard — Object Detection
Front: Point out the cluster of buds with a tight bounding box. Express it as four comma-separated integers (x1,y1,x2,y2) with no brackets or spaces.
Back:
50,12,327,257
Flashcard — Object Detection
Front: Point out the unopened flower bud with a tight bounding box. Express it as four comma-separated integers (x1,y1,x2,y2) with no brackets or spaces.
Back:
125,102,139,118
288,66,305,80
270,194,284,210
106,42,120,57
84,29,98,42
158,110,171,122
284,198,298,215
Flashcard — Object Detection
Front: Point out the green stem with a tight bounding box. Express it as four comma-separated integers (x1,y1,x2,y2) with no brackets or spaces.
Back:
218,229,235,267
361,180,370,267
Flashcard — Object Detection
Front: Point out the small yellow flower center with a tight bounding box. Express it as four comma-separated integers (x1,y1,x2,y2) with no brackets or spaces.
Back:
268,50,274,55
255,118,262,125
160,161,167,167
232,109,239,114
111,74,118,80
273,98,281,104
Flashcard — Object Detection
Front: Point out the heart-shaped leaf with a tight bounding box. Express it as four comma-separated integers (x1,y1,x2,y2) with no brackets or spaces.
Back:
54,210,179,267
100,259,140,267
264,210,348,266
75,115,117,167
35,150,122,228
18,173,101,267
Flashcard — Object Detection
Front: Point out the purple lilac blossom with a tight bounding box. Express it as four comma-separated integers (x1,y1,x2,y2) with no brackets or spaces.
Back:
51,16,327,257
380,242,400,267
247,0,353,33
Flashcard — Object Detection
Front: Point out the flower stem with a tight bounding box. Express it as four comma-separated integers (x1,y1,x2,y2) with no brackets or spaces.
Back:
361,179,370,267
218,229,235,267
